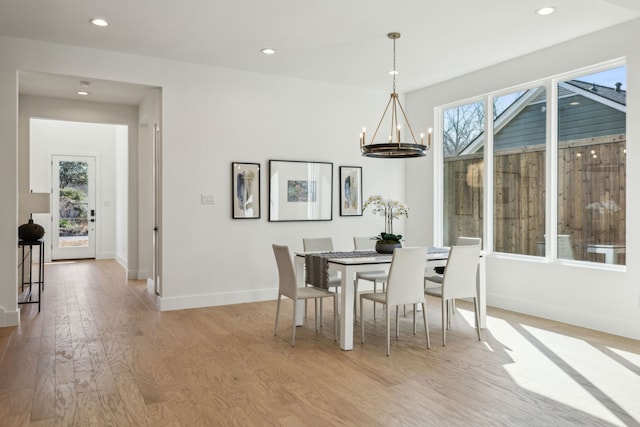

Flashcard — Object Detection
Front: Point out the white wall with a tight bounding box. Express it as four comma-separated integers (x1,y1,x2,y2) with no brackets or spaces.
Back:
405,19,640,339
115,124,128,266
28,117,123,261
0,35,403,323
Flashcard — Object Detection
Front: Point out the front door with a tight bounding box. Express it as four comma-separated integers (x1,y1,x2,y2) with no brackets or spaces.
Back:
51,155,97,260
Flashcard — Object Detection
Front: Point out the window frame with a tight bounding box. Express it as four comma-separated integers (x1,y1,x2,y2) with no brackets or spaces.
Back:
435,58,627,270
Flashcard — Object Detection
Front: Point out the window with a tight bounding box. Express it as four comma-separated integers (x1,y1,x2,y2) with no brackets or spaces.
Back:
442,100,485,246
493,88,546,256
556,67,626,264
440,63,626,266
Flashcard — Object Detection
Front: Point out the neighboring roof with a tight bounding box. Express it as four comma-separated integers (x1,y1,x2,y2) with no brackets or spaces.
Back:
565,80,626,107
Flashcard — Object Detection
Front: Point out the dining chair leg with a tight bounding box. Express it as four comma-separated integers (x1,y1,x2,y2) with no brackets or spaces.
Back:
442,298,447,346
334,294,338,341
386,306,391,356
353,279,358,321
291,299,297,347
314,299,319,332
412,304,417,335
360,295,365,343
373,281,378,318
274,294,282,336
422,301,431,349
474,297,482,341
395,306,399,338
373,285,377,321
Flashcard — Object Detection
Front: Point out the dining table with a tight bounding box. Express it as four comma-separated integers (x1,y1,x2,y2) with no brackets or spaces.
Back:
294,247,486,350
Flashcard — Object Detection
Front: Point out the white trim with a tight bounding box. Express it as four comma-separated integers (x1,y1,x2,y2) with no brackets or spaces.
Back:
433,107,444,246
159,288,277,312
488,293,637,340
0,306,20,327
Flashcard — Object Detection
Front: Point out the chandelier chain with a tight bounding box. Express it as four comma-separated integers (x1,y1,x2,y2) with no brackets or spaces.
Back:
392,37,397,94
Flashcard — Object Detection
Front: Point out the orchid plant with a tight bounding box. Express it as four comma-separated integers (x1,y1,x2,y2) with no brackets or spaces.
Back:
363,195,409,243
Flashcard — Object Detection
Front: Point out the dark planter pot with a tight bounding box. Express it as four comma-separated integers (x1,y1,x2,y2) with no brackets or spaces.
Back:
375,242,402,254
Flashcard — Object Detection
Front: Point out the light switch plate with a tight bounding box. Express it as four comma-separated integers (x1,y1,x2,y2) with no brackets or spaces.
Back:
201,194,216,204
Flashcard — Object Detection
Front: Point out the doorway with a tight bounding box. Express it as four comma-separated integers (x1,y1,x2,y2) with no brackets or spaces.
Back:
51,155,96,260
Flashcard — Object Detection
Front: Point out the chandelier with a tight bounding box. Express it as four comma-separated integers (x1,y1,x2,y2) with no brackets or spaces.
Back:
360,32,432,158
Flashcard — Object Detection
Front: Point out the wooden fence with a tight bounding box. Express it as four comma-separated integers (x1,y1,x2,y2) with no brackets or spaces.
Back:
444,135,626,263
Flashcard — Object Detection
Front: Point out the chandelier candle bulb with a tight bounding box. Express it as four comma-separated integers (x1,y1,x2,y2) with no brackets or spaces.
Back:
420,133,425,145
397,125,401,142
428,128,433,147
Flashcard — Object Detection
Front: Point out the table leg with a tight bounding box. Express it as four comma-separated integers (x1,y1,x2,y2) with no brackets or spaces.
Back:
294,256,305,326
339,267,354,350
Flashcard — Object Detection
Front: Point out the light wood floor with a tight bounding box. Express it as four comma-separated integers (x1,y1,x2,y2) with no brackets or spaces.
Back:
2,259,639,426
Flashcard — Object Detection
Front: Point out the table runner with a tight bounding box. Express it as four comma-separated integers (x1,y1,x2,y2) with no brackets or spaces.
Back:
305,251,380,289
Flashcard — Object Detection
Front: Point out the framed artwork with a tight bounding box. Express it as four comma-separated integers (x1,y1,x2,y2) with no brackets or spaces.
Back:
268,160,333,221
232,162,260,219
339,166,363,216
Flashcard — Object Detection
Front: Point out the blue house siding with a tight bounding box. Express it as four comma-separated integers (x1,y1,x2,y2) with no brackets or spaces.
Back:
494,103,546,150
558,95,626,141
494,95,625,151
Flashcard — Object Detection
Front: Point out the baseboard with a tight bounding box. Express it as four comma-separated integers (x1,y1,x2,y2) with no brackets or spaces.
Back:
159,288,277,312
147,278,155,294
97,251,116,260
488,293,640,341
0,306,20,327
115,254,127,268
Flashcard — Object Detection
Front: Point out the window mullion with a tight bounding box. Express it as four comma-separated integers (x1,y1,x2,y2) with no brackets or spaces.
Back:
485,95,495,253
548,79,558,260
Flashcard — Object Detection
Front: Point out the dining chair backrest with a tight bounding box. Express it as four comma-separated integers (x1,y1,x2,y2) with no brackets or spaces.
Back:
441,245,481,300
353,236,376,250
272,244,297,299
386,247,427,307
303,237,334,252
456,236,482,247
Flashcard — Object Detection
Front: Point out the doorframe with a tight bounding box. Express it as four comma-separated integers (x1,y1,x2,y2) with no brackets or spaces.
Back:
50,153,98,260
152,122,163,296
46,149,102,262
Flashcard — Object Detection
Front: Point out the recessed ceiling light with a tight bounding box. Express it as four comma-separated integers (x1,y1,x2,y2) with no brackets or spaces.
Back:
261,48,276,55
536,6,556,16
388,70,399,76
90,18,109,27
77,90,90,96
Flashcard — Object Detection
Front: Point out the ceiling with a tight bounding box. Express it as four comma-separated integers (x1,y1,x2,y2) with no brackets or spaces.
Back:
2,0,638,105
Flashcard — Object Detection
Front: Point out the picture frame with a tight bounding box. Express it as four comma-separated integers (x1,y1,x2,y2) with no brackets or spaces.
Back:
339,166,363,216
232,162,261,219
268,160,333,221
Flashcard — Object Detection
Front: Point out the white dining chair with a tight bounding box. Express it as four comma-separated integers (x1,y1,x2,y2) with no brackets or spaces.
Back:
353,236,388,320
273,244,337,346
302,237,342,320
360,247,430,355
424,244,482,346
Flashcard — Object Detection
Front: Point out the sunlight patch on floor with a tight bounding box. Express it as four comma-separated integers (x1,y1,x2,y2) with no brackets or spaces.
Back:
486,316,628,426
524,325,640,423
609,347,640,370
